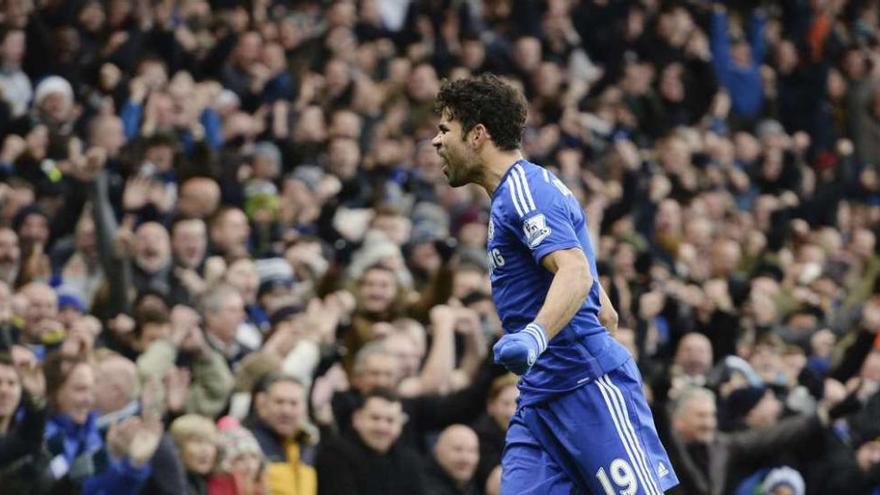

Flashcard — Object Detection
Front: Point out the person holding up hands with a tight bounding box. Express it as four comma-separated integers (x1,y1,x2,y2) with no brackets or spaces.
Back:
0,348,48,493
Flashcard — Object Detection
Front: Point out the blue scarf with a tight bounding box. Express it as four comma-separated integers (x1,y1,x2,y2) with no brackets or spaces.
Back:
44,411,103,465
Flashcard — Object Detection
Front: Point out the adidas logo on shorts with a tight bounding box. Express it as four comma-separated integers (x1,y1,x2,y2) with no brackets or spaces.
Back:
657,462,670,478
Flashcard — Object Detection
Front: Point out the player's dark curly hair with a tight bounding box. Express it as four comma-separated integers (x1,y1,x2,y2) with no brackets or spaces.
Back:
433,74,528,151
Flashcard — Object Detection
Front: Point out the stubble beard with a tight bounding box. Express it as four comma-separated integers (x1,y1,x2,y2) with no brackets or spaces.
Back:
447,165,468,187
445,153,480,188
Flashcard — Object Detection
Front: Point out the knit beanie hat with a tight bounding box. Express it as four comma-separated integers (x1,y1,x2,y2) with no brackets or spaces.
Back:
34,75,73,106
720,386,768,431
761,466,805,495
216,422,264,472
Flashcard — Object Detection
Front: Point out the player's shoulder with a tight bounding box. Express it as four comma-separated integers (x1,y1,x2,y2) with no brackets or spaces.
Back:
494,162,535,220
516,160,572,198
495,160,572,218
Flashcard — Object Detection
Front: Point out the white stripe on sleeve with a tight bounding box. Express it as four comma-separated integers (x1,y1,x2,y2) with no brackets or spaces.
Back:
514,164,536,211
509,170,532,215
506,177,525,217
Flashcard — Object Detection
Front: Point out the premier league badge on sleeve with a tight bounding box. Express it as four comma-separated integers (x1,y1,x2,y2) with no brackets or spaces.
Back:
488,219,495,242
523,214,551,248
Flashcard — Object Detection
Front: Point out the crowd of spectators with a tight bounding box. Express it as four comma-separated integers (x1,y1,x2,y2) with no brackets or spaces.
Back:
0,0,879,494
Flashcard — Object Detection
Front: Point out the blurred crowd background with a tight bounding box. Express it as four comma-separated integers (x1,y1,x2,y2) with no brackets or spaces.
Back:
0,0,879,494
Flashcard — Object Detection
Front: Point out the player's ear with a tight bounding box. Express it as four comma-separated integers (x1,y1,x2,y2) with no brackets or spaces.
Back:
471,123,489,147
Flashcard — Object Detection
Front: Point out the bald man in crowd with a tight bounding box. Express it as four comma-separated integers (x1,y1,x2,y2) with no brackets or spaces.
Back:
92,350,188,495
674,333,714,383
18,282,61,358
94,351,141,427
177,177,221,219
425,424,480,495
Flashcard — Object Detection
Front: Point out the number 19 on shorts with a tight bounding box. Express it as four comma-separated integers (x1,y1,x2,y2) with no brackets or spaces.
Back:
596,458,637,495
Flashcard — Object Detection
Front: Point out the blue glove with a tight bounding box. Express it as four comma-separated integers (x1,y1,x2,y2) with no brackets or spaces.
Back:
493,322,548,375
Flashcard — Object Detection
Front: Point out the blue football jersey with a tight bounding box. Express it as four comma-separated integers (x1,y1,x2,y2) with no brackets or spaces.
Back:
487,160,630,405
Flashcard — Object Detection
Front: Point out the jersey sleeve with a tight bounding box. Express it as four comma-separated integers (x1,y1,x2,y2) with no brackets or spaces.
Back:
502,165,582,265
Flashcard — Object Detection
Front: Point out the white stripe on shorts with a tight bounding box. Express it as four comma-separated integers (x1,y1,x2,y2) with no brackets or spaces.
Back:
601,376,663,495
595,376,656,495
598,375,662,495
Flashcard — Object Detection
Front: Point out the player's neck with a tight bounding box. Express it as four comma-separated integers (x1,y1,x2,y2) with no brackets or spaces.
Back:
480,149,524,196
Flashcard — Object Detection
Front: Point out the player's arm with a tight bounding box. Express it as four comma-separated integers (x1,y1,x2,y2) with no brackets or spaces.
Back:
598,284,618,334
494,247,596,374
533,248,592,339
535,249,616,335
492,165,602,375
